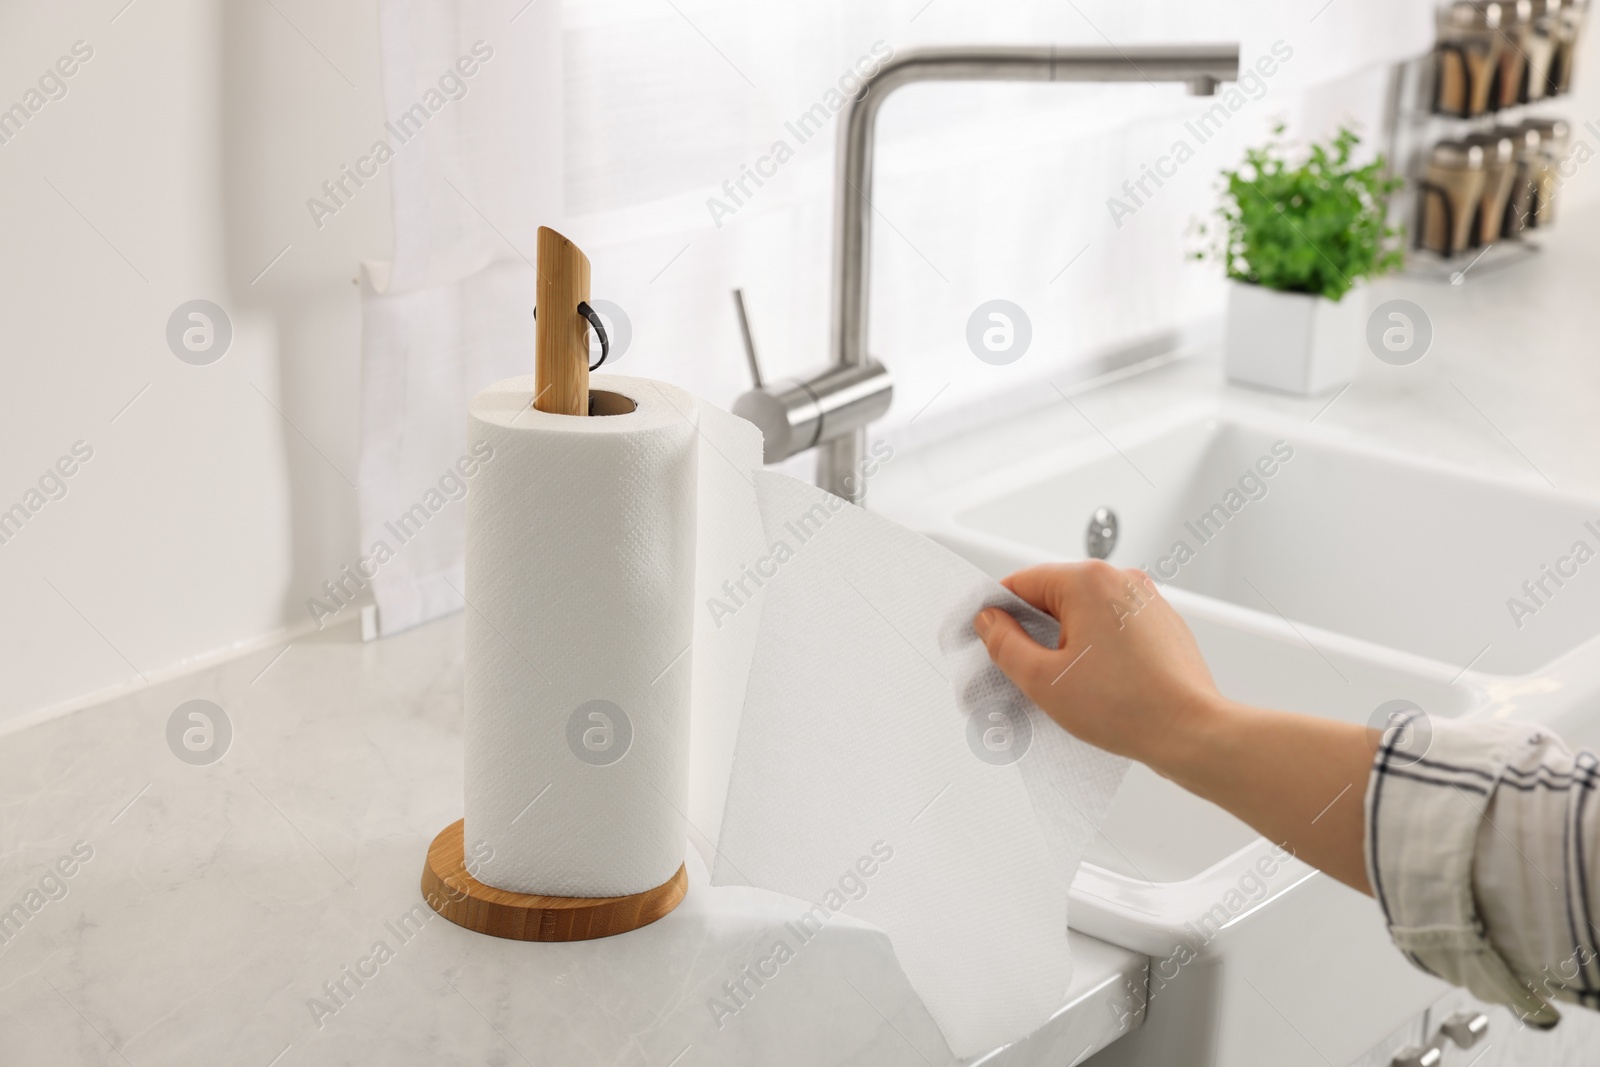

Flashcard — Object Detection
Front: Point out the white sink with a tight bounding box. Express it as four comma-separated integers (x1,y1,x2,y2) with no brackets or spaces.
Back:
891,403,1600,1066
950,412,1600,677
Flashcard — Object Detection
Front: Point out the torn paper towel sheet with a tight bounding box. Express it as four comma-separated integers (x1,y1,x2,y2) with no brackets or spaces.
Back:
683,392,771,861
713,472,1128,1058
461,374,1126,1059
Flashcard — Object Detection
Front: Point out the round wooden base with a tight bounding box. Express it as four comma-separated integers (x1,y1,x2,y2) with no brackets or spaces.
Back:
420,820,687,942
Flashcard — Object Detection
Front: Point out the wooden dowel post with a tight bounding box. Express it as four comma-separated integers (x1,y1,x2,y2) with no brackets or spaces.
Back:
534,226,591,415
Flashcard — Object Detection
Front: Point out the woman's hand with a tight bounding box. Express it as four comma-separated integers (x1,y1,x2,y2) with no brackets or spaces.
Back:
975,560,1375,893
973,561,1225,770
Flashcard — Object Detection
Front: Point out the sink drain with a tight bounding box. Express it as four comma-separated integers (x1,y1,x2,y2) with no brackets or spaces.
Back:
1085,507,1118,560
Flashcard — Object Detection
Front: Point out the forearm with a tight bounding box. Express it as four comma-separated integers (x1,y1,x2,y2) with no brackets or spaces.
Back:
1151,696,1374,894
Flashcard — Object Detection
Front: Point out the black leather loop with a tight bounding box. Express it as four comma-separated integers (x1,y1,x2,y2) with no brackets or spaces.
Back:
531,301,610,370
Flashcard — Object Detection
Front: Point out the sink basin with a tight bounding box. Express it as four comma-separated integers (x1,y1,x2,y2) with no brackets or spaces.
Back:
949,412,1600,677
890,403,1600,1066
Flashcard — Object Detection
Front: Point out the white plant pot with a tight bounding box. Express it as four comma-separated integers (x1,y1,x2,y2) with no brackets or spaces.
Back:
1222,279,1366,396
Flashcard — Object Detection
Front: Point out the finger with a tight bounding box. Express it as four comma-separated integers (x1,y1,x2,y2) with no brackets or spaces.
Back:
999,564,1074,616
1000,561,1109,620
974,607,1057,697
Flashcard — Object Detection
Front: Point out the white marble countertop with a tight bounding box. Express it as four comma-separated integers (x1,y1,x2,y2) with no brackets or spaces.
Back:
0,609,1143,1066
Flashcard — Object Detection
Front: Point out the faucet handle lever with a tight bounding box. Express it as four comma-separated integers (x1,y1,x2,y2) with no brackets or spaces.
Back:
732,288,763,388
1439,1012,1489,1049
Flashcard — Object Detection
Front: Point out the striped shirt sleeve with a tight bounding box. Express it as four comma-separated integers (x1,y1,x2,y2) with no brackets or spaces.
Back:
1364,710,1600,1028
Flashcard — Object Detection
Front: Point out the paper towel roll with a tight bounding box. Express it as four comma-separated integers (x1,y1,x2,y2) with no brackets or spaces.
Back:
463,374,700,897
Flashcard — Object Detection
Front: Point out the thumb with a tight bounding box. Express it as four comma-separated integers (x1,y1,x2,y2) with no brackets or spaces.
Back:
974,608,1054,697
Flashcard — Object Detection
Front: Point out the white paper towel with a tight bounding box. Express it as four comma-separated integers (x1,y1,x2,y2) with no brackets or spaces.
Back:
461,372,1127,1057
715,471,1128,1055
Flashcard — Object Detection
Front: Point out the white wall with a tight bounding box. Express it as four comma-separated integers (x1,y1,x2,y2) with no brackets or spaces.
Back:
0,0,390,729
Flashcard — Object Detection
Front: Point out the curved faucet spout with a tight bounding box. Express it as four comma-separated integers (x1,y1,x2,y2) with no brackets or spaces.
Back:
818,44,1240,502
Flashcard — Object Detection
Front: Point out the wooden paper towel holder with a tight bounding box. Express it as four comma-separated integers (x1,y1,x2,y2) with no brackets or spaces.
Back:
421,821,688,942
421,226,677,941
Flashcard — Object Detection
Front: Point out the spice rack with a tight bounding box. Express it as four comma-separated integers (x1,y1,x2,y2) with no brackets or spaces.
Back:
1379,0,1587,282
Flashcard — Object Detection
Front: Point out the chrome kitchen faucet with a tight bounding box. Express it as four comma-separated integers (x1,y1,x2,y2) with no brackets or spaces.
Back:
733,44,1241,503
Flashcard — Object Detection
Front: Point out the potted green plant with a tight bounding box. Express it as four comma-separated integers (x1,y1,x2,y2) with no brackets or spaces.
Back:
1193,124,1404,395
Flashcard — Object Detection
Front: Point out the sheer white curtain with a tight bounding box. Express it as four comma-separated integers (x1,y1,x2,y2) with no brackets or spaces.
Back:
359,0,560,635
361,0,1432,635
